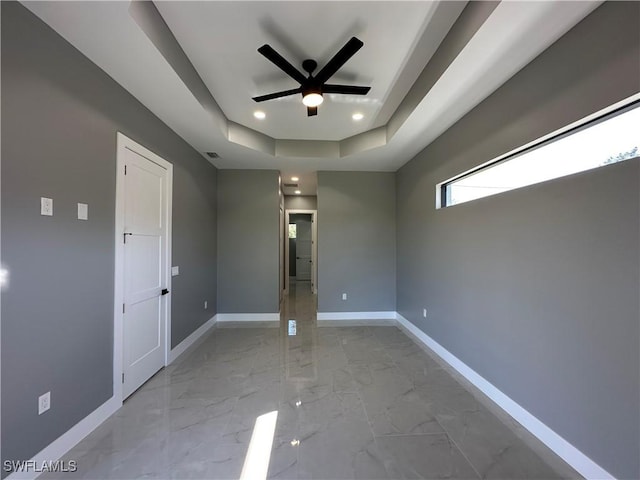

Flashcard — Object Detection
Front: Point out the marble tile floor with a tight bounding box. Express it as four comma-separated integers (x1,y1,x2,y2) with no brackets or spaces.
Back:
43,281,581,480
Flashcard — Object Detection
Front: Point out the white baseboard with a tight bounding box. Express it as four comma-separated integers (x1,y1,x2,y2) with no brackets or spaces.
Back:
7,315,219,480
168,314,217,364
395,313,614,480
317,318,397,327
7,315,222,480
7,311,613,480
316,311,397,321
6,396,120,480
216,313,280,322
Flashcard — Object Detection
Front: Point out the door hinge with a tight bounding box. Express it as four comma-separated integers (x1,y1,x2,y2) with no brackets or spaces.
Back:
122,373,125,383
123,303,125,314
124,165,127,175
124,232,132,244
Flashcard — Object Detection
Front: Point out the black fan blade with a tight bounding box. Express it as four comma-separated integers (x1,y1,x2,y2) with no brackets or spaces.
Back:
323,84,370,95
257,45,307,84
314,37,364,85
253,88,301,102
307,106,318,116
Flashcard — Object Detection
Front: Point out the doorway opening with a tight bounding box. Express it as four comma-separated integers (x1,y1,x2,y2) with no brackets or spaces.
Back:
285,210,317,295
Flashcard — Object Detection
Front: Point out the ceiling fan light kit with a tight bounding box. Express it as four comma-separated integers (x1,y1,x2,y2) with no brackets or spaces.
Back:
302,92,323,107
253,36,371,117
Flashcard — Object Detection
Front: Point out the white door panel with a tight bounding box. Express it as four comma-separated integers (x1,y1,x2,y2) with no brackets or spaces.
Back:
125,235,162,298
296,218,312,281
127,299,162,365
122,147,169,399
125,160,164,233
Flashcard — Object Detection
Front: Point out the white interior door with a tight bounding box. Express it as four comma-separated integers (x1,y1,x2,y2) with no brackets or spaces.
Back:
296,217,312,281
122,147,169,399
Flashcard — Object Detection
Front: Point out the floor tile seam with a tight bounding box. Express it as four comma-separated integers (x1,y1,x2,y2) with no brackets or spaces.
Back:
209,395,240,441
239,329,264,383
284,396,302,474
398,334,566,477
373,431,454,438
369,428,396,480
349,387,397,480
375,328,432,371
434,419,484,480
348,369,379,444
383,334,485,480
372,339,425,401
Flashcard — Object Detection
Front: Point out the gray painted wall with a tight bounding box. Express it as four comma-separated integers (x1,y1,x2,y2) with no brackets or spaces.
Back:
171,164,218,347
1,3,218,468
284,195,317,210
317,172,395,313
396,3,640,478
217,170,280,314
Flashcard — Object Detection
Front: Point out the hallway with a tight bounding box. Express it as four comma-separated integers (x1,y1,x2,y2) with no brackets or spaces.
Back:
44,281,577,479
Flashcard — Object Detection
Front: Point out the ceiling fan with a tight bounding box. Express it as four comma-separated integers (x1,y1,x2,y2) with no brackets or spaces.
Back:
252,37,371,116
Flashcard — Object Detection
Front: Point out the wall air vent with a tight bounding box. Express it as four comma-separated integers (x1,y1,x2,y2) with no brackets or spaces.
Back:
283,183,299,187
205,152,219,159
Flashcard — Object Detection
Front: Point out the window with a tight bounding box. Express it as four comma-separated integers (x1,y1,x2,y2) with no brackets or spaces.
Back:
288,224,297,239
440,99,640,208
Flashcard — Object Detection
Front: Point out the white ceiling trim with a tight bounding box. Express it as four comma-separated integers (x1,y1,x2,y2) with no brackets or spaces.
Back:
22,0,602,180
384,0,603,171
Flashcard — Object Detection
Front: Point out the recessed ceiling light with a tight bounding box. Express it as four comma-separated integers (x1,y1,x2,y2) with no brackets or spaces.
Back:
294,190,301,195
291,176,299,182
254,110,266,119
352,113,364,121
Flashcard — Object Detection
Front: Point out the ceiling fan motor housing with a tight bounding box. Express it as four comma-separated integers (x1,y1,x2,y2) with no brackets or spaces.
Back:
302,59,317,74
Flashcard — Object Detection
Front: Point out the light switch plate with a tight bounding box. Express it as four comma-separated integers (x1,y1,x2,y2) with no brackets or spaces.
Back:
77,203,88,220
41,197,53,216
171,266,179,276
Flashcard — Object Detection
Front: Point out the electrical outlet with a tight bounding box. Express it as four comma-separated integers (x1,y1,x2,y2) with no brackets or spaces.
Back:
40,197,53,216
204,301,208,310
38,391,50,415
342,293,347,301
423,308,427,318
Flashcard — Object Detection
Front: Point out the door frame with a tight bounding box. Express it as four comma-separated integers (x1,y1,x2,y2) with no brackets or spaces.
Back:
285,209,317,295
114,132,173,401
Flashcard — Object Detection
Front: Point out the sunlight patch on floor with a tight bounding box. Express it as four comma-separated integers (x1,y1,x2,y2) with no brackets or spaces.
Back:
239,410,279,480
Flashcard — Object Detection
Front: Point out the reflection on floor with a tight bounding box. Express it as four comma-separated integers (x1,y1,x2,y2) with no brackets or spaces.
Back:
43,280,579,479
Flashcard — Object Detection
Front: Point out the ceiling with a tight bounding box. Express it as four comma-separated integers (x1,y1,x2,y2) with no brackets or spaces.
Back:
155,1,438,141
23,1,601,196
